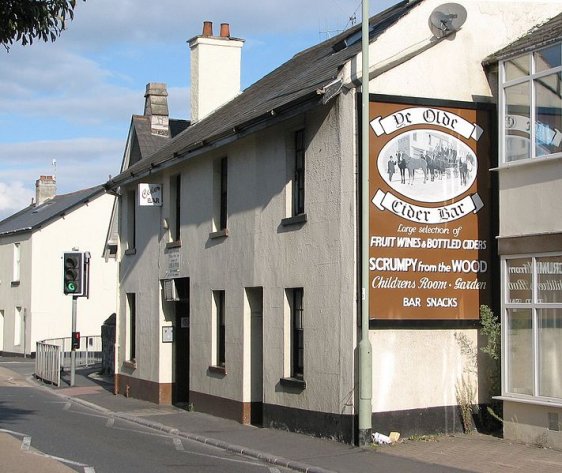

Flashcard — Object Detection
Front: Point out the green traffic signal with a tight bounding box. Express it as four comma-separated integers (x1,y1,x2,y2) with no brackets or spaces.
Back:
63,252,84,295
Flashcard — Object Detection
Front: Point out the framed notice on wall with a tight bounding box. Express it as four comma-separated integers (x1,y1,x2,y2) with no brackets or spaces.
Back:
368,99,493,321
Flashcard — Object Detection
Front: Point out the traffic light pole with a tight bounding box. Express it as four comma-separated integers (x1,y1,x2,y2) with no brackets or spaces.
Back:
70,296,77,387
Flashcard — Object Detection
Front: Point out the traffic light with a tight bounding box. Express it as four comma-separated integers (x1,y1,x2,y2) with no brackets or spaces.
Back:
63,252,84,296
71,331,80,350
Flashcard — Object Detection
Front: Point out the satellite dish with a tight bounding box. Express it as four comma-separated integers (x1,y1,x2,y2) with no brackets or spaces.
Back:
429,3,467,39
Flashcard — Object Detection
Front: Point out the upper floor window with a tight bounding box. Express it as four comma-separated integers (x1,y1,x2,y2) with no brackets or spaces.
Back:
501,42,562,164
170,174,182,242
12,243,20,282
293,129,305,216
126,189,136,252
212,157,228,235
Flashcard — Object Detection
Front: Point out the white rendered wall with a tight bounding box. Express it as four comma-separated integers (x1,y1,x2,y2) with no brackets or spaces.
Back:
499,159,562,237
119,94,358,416
0,234,32,354
344,0,561,102
30,193,117,346
180,99,357,414
372,330,488,412
117,189,163,384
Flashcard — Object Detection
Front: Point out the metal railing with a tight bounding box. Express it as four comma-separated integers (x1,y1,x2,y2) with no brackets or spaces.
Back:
35,335,102,386
35,342,61,386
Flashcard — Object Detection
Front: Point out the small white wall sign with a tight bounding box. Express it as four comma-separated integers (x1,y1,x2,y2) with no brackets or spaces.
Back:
139,183,162,206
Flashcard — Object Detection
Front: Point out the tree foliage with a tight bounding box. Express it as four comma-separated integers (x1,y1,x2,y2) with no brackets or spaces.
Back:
0,0,84,51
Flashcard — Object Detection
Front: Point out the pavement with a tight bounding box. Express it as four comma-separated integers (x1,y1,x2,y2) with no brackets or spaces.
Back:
2,360,562,473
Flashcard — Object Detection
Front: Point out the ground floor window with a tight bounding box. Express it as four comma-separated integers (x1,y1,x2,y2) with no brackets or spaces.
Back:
126,293,136,361
504,255,562,401
213,290,226,367
285,287,304,380
14,306,22,346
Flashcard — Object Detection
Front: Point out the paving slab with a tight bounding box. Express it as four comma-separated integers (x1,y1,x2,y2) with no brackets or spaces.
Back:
0,432,77,473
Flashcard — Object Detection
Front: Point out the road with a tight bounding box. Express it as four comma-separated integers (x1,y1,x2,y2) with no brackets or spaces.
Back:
0,359,290,473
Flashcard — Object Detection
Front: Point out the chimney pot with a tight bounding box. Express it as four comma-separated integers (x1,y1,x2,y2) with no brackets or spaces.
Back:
220,23,230,38
202,21,213,37
35,175,56,205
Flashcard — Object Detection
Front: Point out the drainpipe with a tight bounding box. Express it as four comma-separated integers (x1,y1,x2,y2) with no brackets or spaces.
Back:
358,0,373,447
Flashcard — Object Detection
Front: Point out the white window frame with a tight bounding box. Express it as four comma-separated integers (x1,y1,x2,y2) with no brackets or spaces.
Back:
499,42,562,166
501,252,562,406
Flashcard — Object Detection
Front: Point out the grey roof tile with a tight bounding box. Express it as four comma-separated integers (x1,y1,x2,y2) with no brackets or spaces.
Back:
0,186,105,236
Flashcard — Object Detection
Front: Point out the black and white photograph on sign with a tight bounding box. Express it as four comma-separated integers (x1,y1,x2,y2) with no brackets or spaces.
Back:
377,129,477,203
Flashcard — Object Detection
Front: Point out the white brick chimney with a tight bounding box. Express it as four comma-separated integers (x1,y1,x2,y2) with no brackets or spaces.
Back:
35,175,56,205
144,82,170,137
189,22,244,122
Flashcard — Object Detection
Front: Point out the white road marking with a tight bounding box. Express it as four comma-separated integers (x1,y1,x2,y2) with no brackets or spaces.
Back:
21,436,31,451
173,437,184,451
105,417,115,428
1,427,96,471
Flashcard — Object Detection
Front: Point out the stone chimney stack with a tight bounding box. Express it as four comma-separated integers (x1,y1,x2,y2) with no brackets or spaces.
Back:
35,175,56,205
189,21,244,122
144,82,170,137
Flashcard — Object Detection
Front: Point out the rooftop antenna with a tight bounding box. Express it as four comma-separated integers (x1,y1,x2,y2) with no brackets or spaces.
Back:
429,3,467,39
52,159,57,181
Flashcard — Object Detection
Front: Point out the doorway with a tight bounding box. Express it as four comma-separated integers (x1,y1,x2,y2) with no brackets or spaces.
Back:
246,288,263,425
173,278,190,405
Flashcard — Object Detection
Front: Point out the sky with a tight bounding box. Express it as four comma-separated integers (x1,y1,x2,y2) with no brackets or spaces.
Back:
0,0,398,220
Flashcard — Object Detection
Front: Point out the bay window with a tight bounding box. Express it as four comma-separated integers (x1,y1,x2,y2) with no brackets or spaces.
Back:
501,42,562,163
503,255,562,401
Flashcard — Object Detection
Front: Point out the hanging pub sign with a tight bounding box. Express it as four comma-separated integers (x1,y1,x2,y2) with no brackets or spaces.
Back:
369,100,492,320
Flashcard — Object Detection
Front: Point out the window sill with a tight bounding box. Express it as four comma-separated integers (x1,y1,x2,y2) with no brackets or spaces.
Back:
123,359,137,370
124,248,137,256
280,377,306,390
209,229,229,239
281,213,307,227
11,281,20,287
492,152,562,172
495,395,562,409
166,240,182,249
208,365,227,375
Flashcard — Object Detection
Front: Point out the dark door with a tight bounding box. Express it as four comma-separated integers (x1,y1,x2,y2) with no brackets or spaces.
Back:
173,278,190,405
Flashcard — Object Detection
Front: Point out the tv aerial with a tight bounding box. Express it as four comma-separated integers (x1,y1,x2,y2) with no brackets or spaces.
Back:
429,3,467,39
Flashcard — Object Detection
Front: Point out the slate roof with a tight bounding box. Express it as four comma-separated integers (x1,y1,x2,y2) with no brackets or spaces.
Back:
106,0,421,189
0,186,105,236
129,115,190,164
483,11,562,65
